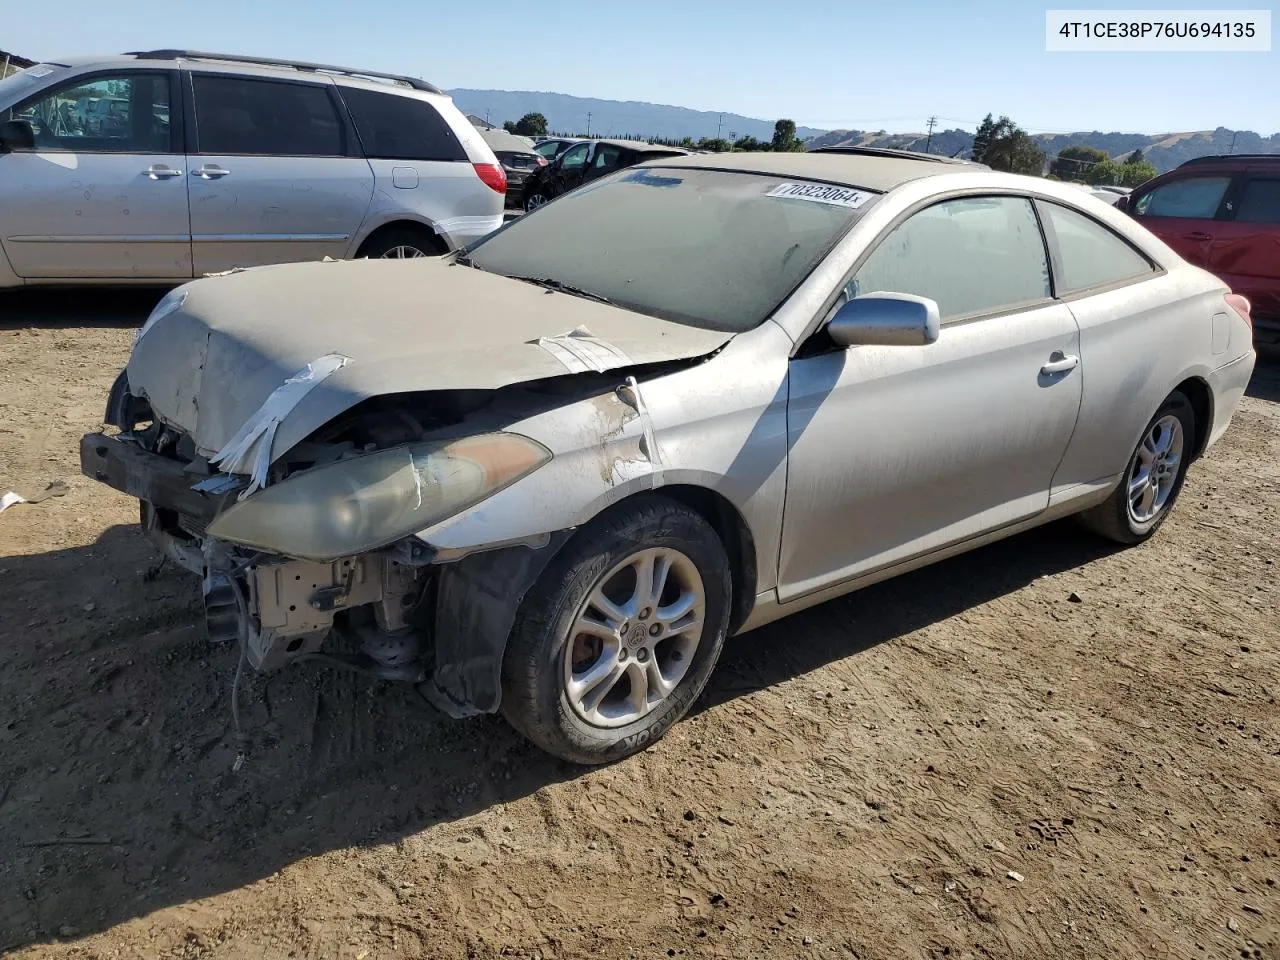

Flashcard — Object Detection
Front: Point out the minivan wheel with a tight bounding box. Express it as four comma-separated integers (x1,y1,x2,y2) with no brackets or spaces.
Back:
1078,391,1196,544
359,227,440,260
500,496,731,765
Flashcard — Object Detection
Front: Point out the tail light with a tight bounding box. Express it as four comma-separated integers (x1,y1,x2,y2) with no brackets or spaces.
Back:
1225,293,1253,329
473,163,507,195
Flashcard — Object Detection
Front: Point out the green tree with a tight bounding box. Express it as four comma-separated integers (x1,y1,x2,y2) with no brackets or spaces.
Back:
733,135,767,151
975,116,1046,175
1050,145,1108,181
502,120,518,134
1087,158,1121,186
696,137,731,152
970,114,997,163
771,119,803,152
1118,149,1157,187
513,112,548,137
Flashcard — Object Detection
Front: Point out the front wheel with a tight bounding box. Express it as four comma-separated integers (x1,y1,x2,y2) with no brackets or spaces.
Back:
500,496,731,765
1078,391,1196,544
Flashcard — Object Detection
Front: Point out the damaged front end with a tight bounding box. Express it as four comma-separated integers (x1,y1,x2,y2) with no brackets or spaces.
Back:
83,369,572,714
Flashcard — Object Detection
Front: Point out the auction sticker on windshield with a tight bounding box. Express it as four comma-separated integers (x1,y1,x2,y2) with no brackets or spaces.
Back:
767,182,874,208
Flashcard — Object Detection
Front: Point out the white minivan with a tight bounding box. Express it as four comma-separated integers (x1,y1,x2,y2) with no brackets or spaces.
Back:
0,50,506,286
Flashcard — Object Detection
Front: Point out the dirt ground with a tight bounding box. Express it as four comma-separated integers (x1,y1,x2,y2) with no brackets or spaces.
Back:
1,289,1277,960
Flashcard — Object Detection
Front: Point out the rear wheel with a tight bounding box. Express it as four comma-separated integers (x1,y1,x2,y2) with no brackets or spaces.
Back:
500,496,731,765
525,190,549,211
358,226,441,259
1078,391,1195,544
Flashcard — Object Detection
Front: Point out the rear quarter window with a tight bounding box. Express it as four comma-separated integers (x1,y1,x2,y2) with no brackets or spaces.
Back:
1039,201,1155,294
339,88,466,162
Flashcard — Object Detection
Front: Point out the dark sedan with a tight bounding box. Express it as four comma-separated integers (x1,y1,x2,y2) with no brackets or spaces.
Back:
522,139,689,211
480,129,548,208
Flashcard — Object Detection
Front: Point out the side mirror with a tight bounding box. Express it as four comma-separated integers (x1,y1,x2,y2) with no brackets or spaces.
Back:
1114,194,1130,213
827,292,941,347
0,118,35,152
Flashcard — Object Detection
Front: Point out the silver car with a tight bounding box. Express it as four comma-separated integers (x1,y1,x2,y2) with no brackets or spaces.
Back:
0,50,505,285
81,151,1257,763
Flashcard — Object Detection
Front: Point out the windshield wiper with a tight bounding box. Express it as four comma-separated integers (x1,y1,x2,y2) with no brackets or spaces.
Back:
509,275,612,305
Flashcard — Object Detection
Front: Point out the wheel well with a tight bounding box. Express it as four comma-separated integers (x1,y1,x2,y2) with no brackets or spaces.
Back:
1174,377,1212,461
655,485,758,635
355,221,448,257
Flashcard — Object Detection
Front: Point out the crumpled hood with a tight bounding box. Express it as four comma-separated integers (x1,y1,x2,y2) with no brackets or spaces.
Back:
128,257,731,464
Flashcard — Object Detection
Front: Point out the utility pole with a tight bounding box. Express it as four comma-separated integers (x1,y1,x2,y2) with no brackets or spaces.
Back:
1228,130,1238,154
586,112,592,137
716,113,724,140
924,116,937,154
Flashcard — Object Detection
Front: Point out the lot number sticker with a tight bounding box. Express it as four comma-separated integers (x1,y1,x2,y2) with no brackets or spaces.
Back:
767,182,874,208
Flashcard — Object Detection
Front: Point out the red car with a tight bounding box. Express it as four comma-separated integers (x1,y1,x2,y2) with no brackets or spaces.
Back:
1121,155,1280,343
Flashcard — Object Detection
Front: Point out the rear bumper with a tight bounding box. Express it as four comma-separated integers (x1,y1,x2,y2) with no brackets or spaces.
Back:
1205,351,1257,451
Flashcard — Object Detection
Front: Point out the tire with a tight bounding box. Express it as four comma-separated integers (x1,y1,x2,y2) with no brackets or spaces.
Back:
1077,391,1196,544
358,226,440,259
500,495,732,765
524,190,549,212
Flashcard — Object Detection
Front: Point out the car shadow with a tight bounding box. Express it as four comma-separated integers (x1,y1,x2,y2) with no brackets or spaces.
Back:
0,518,1114,950
1,287,172,330
1245,345,1280,403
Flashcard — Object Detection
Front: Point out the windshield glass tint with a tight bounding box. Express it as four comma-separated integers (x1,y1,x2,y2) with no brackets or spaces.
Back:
466,168,876,331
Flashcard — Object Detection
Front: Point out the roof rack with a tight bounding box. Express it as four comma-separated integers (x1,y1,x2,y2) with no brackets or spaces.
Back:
1179,153,1280,167
811,145,985,167
123,49,442,93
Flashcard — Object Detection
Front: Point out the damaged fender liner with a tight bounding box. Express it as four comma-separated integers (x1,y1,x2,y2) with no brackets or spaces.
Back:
424,530,573,717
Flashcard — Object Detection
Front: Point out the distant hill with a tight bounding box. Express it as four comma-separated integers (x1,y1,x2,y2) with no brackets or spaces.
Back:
806,126,1280,174
447,89,823,142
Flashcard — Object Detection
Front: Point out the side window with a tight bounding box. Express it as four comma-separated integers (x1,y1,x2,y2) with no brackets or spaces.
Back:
559,142,589,172
534,140,562,159
1235,178,1280,223
592,145,623,171
339,87,466,161
1040,202,1154,294
849,196,1051,321
6,73,171,153
1132,176,1229,219
192,75,343,157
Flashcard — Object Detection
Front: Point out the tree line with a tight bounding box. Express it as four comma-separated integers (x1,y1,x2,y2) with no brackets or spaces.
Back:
501,110,1159,187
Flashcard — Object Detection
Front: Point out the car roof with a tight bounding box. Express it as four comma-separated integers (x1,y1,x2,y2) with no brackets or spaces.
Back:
1176,154,1280,172
593,138,690,154
46,51,443,94
640,150,981,192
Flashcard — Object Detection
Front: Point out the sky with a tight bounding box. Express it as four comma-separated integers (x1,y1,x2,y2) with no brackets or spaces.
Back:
3,0,1276,135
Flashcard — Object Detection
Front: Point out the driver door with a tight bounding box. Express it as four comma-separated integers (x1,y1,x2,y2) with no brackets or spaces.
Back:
778,195,1083,602
548,141,591,198
0,70,191,279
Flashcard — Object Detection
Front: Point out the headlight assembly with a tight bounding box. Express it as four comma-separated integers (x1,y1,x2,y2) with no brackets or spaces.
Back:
206,433,551,560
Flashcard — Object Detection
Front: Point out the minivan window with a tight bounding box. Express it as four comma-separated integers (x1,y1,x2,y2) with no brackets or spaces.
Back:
6,73,170,153
1040,202,1154,294
1133,176,1230,219
192,75,343,156
850,196,1051,321
339,87,466,162
1235,178,1280,223
467,169,876,332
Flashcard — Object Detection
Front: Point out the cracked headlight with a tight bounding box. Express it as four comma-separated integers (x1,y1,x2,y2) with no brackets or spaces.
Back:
206,433,551,560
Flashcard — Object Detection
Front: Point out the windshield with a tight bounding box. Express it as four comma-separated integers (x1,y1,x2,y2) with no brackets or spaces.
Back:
465,167,878,331
0,64,64,107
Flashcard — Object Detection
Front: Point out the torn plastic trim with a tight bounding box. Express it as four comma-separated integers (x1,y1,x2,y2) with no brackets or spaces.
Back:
534,325,632,374
211,353,350,500
424,529,573,717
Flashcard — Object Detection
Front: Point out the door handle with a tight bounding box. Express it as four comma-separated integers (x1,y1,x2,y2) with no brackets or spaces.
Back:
1182,231,1212,241
1041,352,1080,375
192,164,229,180
145,164,183,179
